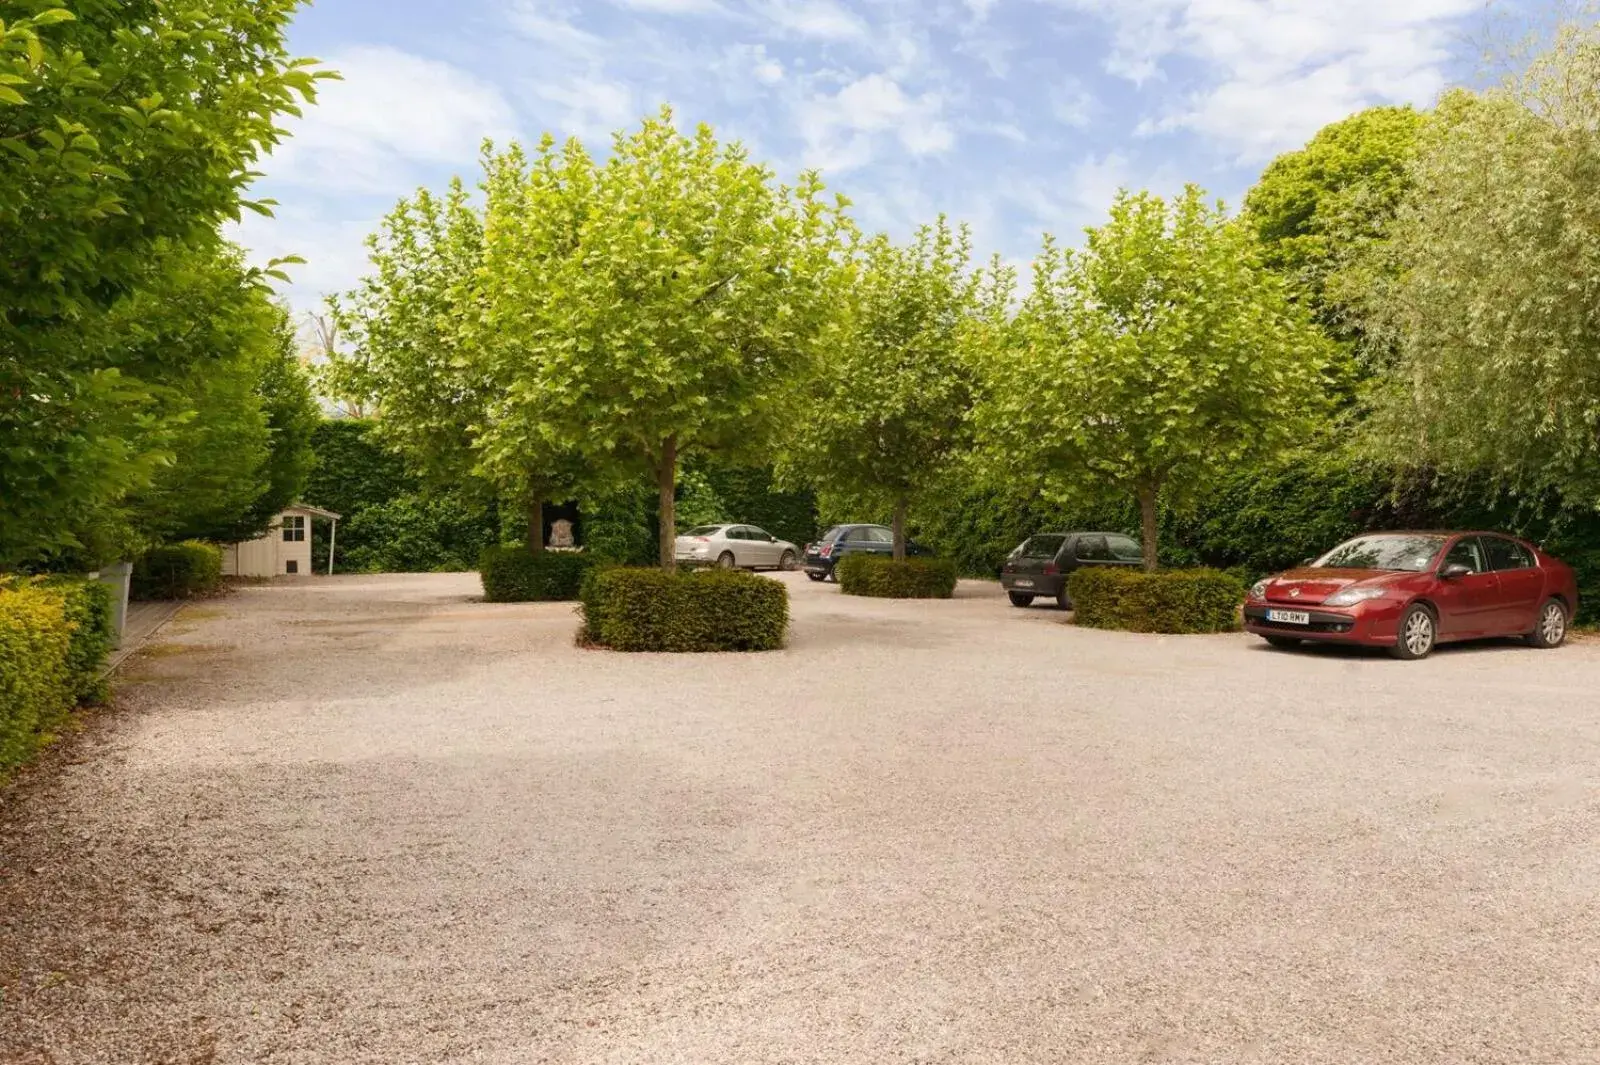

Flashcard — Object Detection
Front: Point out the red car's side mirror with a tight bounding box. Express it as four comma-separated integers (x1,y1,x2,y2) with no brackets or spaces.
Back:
1441,563,1472,580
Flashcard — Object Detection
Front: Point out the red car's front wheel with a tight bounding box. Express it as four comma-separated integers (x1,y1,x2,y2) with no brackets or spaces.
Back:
1391,604,1437,660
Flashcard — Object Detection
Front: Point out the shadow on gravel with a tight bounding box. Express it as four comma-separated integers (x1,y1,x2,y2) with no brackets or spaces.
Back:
1247,636,1539,661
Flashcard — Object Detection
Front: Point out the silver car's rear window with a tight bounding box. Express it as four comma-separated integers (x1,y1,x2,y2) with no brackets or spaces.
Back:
684,526,725,537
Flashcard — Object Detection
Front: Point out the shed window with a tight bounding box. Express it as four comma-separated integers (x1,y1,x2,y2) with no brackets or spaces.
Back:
283,515,307,543
285,560,299,574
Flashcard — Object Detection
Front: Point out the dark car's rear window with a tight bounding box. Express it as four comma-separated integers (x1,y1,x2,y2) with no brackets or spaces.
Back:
821,526,847,541
1019,535,1067,559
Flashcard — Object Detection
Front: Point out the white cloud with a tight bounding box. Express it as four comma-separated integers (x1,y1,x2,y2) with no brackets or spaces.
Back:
529,77,640,143
1050,81,1094,127
798,72,954,172
230,207,380,312
507,2,603,57
263,46,517,193
723,43,786,84
760,0,869,40
1054,0,1481,160
1001,151,1191,247
610,0,726,11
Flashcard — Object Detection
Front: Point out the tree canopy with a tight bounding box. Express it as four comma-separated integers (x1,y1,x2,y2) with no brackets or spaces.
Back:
783,218,1005,559
1360,26,1600,507
1244,106,1426,394
1,0,328,569
977,187,1333,570
478,110,852,567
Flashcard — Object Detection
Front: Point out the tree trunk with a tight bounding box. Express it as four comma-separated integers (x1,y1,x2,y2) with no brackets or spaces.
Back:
657,436,678,571
1137,480,1160,573
526,496,545,555
892,497,908,562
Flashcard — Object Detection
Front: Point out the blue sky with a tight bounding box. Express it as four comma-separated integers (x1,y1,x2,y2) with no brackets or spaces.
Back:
235,0,1513,313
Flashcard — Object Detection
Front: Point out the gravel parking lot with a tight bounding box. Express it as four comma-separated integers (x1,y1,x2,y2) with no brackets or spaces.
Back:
2,571,1598,1064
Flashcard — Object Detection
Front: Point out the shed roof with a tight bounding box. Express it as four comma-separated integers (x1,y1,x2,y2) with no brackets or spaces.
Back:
286,504,342,521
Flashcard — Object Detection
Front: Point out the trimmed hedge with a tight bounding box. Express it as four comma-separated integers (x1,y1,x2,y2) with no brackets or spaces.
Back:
581,568,789,652
0,577,116,778
131,540,222,600
480,547,594,602
836,555,959,599
1068,567,1245,634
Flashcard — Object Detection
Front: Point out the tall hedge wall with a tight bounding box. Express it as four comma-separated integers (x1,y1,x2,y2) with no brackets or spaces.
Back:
910,447,1599,622
301,420,500,573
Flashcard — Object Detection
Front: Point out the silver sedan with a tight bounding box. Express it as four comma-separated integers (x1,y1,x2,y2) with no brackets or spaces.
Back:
675,525,800,570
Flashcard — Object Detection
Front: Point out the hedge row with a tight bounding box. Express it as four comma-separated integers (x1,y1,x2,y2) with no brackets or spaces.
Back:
1,577,115,778
910,449,1600,623
836,555,959,599
581,568,788,652
131,541,222,600
480,547,594,602
1068,568,1245,634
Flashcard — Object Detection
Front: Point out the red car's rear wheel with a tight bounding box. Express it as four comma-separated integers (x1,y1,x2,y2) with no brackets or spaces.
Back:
1527,598,1569,649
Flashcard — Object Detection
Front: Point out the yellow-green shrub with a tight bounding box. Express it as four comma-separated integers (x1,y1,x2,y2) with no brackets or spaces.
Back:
0,583,75,776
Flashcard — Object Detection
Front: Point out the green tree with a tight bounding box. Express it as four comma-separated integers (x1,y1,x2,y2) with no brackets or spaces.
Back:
1245,107,1426,314
1361,26,1600,506
976,187,1332,571
328,178,585,552
783,219,1004,559
113,243,317,548
1244,106,1426,391
0,0,328,568
479,110,852,569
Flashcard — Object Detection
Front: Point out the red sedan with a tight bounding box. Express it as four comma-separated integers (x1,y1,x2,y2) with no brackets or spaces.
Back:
1243,532,1579,660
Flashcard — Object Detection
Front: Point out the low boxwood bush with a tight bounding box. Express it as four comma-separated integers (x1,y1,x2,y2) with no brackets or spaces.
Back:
836,555,959,599
1068,567,1245,634
131,541,223,600
0,576,115,778
581,567,788,652
479,547,594,602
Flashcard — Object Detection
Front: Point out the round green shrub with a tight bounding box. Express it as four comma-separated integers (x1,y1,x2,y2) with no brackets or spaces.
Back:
479,547,594,603
580,568,789,652
131,541,223,600
836,555,959,599
1068,568,1245,634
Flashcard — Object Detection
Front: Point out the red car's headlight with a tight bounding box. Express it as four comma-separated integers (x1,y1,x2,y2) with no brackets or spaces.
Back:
1324,587,1389,607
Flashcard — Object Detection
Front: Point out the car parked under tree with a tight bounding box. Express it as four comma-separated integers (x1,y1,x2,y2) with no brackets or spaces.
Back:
675,525,800,571
801,524,932,581
1244,531,1578,660
1000,531,1143,609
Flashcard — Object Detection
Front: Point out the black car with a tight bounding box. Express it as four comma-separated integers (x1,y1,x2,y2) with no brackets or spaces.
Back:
802,524,932,581
1000,531,1143,608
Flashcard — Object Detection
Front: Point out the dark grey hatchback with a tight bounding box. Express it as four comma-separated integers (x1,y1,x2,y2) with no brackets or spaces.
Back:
1000,531,1143,608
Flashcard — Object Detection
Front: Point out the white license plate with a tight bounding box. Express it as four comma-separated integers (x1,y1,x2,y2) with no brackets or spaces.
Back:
1013,579,1035,588
1267,609,1311,625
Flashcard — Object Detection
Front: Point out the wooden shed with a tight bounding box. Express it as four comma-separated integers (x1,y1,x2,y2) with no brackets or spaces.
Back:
221,505,341,578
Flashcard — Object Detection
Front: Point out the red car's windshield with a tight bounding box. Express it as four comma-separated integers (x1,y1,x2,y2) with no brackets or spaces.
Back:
1313,534,1448,572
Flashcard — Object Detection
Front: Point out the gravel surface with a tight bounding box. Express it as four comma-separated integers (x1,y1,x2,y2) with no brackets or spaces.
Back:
2,571,1598,1064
